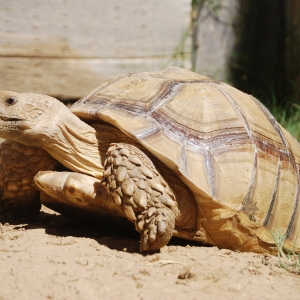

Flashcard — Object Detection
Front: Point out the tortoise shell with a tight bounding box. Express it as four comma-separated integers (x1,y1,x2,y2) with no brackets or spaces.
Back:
71,67,300,252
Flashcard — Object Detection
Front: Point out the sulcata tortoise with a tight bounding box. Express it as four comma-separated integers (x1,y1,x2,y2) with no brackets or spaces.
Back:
0,67,299,254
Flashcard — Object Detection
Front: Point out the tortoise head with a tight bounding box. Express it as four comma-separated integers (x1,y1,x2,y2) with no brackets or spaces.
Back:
0,91,64,146
0,91,104,178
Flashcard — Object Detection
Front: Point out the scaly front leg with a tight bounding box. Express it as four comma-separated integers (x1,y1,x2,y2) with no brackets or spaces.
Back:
102,143,179,252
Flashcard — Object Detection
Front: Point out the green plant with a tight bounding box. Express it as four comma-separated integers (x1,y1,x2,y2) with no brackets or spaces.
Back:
261,86,300,140
192,0,222,11
168,26,192,68
270,103,300,141
272,231,300,274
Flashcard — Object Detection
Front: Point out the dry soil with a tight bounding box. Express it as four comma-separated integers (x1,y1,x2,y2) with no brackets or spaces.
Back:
0,206,300,300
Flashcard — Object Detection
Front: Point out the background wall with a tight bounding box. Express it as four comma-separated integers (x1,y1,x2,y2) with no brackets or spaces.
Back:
0,0,191,99
192,0,239,81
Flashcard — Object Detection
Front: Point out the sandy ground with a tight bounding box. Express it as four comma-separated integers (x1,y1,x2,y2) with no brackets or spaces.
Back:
0,206,300,300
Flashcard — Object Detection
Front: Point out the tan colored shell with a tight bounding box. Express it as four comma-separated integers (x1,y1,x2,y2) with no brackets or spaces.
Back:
71,67,300,252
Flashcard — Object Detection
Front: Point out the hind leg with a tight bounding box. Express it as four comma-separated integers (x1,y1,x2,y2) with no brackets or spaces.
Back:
35,171,128,226
102,143,179,252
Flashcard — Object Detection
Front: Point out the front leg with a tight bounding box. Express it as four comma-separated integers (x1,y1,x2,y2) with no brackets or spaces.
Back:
102,143,179,252
0,140,60,218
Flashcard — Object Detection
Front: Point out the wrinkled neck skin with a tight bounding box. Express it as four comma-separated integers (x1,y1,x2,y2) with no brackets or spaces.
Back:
14,105,104,179
40,112,104,179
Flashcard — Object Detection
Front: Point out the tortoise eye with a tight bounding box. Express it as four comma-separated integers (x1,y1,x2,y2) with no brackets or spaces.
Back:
5,97,17,106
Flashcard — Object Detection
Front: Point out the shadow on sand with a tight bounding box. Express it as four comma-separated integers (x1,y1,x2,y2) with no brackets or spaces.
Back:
0,205,208,254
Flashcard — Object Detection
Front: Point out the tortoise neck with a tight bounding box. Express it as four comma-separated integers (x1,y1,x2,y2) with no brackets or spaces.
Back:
42,112,104,179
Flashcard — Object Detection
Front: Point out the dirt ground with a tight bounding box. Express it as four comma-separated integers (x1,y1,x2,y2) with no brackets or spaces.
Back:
0,206,300,300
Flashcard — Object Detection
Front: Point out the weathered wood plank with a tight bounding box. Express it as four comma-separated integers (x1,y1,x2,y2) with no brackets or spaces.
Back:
0,0,191,98
0,0,191,58
0,57,190,99
193,0,239,81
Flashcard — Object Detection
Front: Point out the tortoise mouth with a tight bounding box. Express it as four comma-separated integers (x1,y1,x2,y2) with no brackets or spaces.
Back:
0,114,24,121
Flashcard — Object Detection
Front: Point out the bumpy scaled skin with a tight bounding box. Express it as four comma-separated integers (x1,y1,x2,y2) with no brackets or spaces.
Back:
102,143,179,251
0,140,60,217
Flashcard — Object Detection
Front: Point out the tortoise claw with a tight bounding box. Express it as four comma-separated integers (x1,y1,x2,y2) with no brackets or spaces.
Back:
137,207,175,252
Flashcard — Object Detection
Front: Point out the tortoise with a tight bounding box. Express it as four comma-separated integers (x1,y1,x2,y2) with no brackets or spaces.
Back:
0,67,299,253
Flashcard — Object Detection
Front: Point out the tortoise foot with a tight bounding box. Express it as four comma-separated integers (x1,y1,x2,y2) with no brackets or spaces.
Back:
137,207,175,251
103,143,179,251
